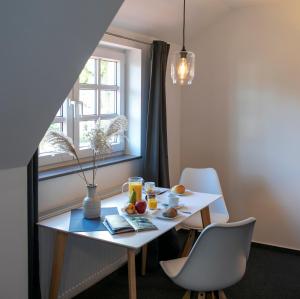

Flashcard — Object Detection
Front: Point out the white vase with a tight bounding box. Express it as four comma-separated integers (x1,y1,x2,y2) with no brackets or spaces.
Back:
83,184,100,219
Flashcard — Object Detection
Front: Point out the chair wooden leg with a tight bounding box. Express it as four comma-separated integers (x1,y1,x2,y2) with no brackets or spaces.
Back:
141,244,147,276
183,290,220,299
205,291,214,299
182,290,190,299
181,229,196,257
213,291,220,299
219,290,227,299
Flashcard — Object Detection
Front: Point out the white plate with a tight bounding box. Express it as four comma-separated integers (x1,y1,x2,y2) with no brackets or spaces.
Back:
161,203,185,209
156,210,181,220
176,190,193,196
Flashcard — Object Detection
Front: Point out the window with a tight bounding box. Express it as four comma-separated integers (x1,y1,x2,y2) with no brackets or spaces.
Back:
39,45,125,166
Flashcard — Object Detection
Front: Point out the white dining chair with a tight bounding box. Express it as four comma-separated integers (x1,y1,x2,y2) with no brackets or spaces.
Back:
160,218,256,299
179,168,230,256
179,168,229,230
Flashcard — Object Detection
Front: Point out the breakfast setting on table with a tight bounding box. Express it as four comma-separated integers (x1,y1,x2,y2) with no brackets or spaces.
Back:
121,177,189,219
64,176,195,236
80,176,192,235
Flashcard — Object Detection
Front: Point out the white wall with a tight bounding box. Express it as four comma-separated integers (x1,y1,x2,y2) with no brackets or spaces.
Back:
39,160,143,215
0,167,28,298
182,1,300,250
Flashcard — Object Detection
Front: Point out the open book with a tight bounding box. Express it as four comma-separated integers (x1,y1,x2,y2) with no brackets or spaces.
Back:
104,214,157,235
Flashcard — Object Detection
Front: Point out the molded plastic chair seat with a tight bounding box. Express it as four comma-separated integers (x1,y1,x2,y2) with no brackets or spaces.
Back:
160,218,256,294
181,212,229,230
160,257,188,278
179,168,229,230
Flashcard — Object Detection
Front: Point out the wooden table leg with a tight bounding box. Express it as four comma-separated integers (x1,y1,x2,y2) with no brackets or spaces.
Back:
181,229,196,257
181,206,211,258
200,206,211,228
141,245,147,276
49,231,68,299
128,248,137,299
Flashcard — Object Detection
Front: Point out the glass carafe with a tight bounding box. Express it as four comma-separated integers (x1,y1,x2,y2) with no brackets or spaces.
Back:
122,177,143,201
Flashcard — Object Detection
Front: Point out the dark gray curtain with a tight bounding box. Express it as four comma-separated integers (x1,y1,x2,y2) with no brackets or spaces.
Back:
27,150,41,299
144,40,170,188
143,41,180,271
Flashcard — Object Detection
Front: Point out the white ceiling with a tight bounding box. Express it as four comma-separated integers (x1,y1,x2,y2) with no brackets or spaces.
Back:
111,0,280,44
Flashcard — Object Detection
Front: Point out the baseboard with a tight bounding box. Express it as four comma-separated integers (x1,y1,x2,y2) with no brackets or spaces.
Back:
252,242,300,256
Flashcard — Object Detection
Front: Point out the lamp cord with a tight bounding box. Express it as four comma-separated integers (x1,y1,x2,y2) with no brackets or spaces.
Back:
182,0,186,52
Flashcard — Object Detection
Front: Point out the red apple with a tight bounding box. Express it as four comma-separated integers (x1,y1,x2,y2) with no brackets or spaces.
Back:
135,200,147,214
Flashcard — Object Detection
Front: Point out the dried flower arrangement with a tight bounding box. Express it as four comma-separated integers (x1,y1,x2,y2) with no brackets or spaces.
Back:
46,115,128,187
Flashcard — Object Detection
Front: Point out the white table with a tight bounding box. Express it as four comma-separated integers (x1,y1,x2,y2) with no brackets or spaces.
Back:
38,190,221,299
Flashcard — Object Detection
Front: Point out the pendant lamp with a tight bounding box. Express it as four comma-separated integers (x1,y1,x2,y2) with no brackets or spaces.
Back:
171,0,195,85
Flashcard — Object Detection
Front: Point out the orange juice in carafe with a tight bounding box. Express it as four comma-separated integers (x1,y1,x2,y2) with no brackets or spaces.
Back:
129,182,142,201
122,177,144,201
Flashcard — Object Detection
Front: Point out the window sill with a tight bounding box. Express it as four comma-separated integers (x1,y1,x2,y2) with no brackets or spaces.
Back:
38,154,142,182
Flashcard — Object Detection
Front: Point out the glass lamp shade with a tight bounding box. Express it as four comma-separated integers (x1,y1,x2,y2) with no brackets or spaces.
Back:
171,50,195,85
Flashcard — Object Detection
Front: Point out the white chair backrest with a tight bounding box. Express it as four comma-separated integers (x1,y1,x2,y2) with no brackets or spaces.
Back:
179,168,228,216
174,218,256,292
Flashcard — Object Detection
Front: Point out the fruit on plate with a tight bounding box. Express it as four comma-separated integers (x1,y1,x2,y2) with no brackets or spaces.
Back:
135,200,147,214
171,184,185,194
129,189,137,204
163,207,178,218
125,203,136,214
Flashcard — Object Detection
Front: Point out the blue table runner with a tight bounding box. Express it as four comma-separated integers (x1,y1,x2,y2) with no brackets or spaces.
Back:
69,207,119,232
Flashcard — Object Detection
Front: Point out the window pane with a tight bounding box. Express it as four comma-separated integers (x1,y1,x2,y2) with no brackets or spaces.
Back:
80,89,97,115
79,58,96,84
39,123,63,154
99,119,110,131
79,120,95,148
100,90,116,114
100,119,119,144
101,60,116,85
56,106,63,117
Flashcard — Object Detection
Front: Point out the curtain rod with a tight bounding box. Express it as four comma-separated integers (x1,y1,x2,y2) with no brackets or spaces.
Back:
105,31,152,46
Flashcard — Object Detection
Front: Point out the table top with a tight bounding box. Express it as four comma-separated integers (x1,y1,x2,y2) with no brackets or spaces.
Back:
38,190,221,250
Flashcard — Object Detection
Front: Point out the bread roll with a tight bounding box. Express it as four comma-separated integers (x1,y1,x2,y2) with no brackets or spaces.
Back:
163,207,178,218
171,184,185,194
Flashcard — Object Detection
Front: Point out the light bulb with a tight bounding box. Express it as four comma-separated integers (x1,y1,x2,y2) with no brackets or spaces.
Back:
171,51,195,85
177,57,189,81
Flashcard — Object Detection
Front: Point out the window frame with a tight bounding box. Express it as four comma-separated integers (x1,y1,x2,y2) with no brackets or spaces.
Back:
39,45,126,167
74,46,126,159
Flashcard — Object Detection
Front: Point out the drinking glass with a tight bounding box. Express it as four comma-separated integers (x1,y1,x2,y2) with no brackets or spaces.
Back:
144,182,155,194
148,193,158,209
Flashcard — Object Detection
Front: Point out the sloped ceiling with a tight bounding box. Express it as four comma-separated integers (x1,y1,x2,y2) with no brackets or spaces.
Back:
112,0,280,44
0,0,123,169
